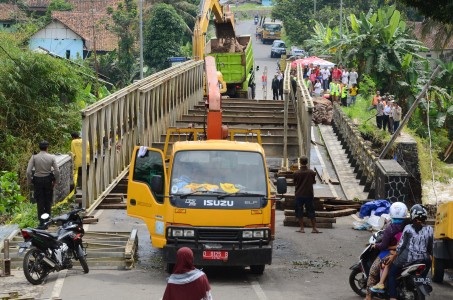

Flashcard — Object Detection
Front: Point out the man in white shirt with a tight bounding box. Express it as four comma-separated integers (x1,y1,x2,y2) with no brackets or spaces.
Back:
320,67,330,91
349,68,358,87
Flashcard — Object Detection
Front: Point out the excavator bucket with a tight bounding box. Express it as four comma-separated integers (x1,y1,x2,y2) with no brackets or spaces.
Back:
215,20,236,39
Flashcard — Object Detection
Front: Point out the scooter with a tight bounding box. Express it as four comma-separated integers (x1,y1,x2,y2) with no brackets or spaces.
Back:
349,231,432,299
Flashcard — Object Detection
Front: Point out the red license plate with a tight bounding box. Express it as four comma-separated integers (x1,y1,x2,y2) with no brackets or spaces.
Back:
202,250,228,260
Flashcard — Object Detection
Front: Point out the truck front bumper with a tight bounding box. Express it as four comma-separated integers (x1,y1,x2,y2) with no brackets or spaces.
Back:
163,243,273,266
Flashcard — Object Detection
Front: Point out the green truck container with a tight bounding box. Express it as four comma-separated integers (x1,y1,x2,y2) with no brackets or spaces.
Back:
205,35,255,99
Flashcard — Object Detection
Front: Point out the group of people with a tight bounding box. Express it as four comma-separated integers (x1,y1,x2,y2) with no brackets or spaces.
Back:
370,91,403,134
365,202,433,300
299,64,359,106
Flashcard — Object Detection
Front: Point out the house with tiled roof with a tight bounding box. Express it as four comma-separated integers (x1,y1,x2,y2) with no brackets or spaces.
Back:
29,9,119,59
409,22,453,62
0,3,26,32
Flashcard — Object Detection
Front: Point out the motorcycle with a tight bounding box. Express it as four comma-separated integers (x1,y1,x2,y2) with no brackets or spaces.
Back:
349,231,432,300
18,208,89,285
254,16,259,25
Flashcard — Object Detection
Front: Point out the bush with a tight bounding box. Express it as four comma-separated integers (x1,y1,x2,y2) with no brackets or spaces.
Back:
0,171,26,216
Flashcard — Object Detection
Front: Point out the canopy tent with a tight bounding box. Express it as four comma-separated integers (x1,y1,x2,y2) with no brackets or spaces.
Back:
291,56,335,69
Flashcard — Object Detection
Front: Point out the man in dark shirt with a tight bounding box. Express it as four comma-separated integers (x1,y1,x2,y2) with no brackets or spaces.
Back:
293,156,321,233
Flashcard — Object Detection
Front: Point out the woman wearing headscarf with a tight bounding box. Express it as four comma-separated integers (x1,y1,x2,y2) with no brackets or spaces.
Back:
163,247,213,300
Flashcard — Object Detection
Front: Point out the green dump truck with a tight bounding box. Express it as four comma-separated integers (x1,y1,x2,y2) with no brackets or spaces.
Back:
205,35,255,99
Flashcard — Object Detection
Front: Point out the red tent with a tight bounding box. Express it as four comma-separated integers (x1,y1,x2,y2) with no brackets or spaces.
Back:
291,56,335,69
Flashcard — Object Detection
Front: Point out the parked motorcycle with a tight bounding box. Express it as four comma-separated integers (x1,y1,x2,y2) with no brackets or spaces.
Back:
19,208,89,285
254,16,259,25
349,231,432,299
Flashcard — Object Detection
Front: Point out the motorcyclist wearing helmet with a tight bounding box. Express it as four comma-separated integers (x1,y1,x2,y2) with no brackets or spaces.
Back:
365,202,408,299
386,204,433,300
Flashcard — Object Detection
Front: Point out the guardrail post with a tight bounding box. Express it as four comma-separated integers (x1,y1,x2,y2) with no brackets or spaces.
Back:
2,239,11,276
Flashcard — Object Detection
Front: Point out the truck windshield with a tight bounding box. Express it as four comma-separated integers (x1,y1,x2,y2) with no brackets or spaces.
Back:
170,150,267,196
263,24,281,31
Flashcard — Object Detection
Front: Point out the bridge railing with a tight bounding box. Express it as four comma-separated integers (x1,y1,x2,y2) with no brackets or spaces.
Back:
80,60,204,213
281,63,314,169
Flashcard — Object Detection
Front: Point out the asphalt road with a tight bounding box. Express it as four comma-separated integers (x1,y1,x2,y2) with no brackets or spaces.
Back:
3,19,453,300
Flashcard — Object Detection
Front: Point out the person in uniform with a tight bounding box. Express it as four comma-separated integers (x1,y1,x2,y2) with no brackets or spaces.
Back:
26,140,60,227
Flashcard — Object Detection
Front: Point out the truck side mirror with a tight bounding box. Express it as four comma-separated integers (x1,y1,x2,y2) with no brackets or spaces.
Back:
151,175,163,193
276,177,287,195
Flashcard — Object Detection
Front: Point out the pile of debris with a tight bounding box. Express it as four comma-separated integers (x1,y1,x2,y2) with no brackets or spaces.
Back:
210,37,245,53
312,96,333,125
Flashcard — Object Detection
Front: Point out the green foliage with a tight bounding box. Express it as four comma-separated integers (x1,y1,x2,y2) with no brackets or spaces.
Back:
398,0,453,25
48,0,73,12
144,3,187,71
8,202,38,228
357,74,376,99
0,171,26,216
107,0,139,87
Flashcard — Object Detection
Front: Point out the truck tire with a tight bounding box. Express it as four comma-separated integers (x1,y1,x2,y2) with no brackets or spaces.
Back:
250,265,265,275
432,257,445,283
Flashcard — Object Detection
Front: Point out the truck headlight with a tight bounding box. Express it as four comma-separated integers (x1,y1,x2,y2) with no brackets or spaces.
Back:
253,231,264,238
243,231,253,238
184,229,195,237
172,229,184,237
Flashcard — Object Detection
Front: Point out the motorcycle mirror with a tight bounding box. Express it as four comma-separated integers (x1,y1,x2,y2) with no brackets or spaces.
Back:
41,213,50,220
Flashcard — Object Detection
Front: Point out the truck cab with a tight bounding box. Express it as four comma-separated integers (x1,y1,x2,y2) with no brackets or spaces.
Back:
127,139,287,274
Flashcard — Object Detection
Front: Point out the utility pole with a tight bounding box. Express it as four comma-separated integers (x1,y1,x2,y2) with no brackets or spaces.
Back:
139,0,144,79
313,0,316,16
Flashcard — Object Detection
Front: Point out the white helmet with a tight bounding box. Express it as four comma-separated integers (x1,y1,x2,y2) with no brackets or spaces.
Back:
389,202,408,219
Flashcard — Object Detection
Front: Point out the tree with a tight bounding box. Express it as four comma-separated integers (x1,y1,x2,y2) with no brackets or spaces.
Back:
398,0,453,24
144,3,187,71
107,0,139,87
0,34,96,173
305,5,428,97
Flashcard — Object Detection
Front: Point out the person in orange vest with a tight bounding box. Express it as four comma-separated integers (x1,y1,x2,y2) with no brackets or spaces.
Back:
369,90,381,111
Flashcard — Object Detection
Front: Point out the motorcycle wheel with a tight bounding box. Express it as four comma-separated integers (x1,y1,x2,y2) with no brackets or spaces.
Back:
349,266,367,297
413,291,425,300
76,244,89,273
23,248,49,285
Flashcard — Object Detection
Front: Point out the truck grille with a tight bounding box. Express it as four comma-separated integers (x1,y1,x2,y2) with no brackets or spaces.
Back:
197,228,239,241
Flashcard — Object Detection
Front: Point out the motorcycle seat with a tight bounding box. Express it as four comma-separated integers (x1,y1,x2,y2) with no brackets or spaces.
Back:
34,229,59,238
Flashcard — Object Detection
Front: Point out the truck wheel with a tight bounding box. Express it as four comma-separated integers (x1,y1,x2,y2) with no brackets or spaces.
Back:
250,265,265,275
432,258,445,283
166,263,175,274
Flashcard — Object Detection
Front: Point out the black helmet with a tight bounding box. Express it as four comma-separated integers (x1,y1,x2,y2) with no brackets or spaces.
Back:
410,204,427,221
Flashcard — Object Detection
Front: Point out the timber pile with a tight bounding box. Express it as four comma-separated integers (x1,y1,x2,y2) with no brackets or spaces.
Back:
280,196,359,229
312,97,333,125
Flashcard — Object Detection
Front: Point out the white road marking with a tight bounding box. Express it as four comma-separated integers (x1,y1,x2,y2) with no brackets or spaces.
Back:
251,280,268,300
51,269,67,298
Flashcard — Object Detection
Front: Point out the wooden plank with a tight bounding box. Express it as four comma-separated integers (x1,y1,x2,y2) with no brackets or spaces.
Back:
283,220,333,228
97,203,127,209
284,215,336,223
315,208,357,217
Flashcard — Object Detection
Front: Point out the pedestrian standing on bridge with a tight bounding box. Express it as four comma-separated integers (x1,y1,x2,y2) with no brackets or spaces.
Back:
271,75,279,100
294,156,321,234
26,141,60,228
163,247,213,300
71,131,90,190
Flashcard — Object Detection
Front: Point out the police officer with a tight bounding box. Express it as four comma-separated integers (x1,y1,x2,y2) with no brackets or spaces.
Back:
27,141,60,227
